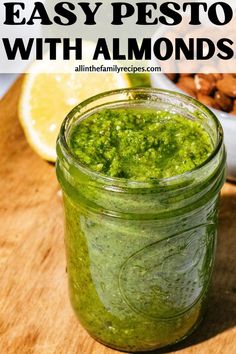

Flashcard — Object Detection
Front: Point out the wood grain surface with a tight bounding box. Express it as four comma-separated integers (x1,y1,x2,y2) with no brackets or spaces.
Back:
0,77,236,354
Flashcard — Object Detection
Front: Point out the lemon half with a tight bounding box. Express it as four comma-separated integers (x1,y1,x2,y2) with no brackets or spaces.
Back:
19,46,130,161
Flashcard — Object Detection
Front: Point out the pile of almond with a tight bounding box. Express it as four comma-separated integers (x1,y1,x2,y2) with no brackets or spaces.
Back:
166,74,236,115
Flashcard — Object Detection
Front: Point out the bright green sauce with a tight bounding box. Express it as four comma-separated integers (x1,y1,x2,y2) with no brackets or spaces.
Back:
56,104,224,351
69,108,213,180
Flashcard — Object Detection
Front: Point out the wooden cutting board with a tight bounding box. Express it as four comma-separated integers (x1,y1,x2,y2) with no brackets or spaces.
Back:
0,77,236,354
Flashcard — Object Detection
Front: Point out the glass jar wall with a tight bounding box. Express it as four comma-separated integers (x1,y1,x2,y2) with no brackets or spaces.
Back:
56,89,226,352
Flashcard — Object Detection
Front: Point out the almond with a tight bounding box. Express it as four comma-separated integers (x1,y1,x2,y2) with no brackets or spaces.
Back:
178,76,196,93
166,72,236,113
211,73,223,81
194,74,216,95
214,91,233,112
222,74,235,79
216,77,236,97
197,94,217,108
176,81,196,98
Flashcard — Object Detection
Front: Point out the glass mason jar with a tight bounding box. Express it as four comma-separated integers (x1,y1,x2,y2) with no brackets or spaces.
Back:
56,89,226,352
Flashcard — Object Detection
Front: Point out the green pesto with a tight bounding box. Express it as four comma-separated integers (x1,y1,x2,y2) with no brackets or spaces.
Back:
64,193,214,352
69,108,213,180
56,99,225,351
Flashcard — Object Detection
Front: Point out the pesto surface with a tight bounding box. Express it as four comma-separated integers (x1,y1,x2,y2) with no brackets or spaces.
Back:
69,108,213,180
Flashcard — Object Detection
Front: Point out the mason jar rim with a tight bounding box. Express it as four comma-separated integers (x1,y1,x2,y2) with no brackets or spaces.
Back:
57,88,224,189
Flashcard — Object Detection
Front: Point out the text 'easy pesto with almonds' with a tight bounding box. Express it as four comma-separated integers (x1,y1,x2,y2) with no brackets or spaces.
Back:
56,89,226,352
